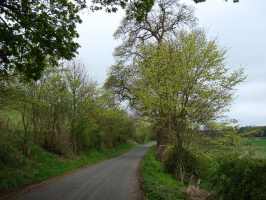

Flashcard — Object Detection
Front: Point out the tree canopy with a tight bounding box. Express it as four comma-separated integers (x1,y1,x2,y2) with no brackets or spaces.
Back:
0,0,82,80
106,30,245,160
113,0,196,61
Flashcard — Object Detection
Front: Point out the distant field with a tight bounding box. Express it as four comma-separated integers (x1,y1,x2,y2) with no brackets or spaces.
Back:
195,136,266,160
245,138,266,159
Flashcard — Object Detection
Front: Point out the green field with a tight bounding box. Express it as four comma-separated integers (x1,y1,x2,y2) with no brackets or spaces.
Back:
244,138,266,159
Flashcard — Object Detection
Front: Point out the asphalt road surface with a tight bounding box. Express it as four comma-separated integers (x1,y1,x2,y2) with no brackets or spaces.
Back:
9,144,150,200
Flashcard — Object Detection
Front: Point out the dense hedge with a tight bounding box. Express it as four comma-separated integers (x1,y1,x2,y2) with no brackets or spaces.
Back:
210,156,266,200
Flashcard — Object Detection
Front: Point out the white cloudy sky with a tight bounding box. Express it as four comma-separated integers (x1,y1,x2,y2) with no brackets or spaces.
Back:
76,0,266,126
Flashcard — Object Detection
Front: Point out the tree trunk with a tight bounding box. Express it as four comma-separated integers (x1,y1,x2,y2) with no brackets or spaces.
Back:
155,122,170,161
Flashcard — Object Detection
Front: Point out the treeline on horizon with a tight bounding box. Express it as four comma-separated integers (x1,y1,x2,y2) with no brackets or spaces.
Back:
238,126,266,137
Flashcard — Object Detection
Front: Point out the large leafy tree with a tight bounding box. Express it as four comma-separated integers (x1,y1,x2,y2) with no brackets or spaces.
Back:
107,31,245,158
0,0,82,80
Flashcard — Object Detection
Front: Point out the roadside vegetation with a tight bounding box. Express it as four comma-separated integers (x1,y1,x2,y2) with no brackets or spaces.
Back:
0,62,153,192
141,136,266,200
195,133,266,200
141,148,185,200
0,143,133,192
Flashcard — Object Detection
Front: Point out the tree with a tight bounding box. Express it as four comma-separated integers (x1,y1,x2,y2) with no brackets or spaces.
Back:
112,0,239,61
106,0,197,153
113,0,196,61
0,0,82,80
105,0,196,103
109,31,245,159
64,61,97,152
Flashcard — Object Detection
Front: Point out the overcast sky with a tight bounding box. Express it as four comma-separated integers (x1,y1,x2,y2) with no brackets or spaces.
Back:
76,0,266,126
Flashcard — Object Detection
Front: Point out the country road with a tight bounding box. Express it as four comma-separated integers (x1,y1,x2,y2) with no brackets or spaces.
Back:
6,144,150,200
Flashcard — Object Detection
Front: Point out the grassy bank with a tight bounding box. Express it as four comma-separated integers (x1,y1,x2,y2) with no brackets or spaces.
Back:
140,148,185,200
0,143,134,193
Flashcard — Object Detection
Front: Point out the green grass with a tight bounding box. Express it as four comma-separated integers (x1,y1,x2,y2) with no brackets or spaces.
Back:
140,148,185,200
244,138,266,159
0,143,134,193
245,138,266,149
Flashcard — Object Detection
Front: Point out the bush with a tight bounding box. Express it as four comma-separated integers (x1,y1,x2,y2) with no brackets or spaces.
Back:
163,145,211,183
0,129,28,168
210,156,266,200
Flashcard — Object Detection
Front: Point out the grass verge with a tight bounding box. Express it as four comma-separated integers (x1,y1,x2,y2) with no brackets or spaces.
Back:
0,143,134,194
140,147,185,200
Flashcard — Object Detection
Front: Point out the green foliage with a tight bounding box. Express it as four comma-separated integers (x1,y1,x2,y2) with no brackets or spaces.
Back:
141,148,185,200
185,135,266,199
164,146,198,181
110,30,245,160
163,145,213,183
133,31,244,123
0,63,136,155
0,129,27,168
0,62,138,191
0,1,82,79
127,0,155,22
96,108,135,148
209,156,266,200
134,119,154,143
91,0,154,21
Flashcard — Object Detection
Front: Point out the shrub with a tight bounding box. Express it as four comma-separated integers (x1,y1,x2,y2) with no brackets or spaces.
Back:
163,146,216,184
164,146,206,182
210,156,266,200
